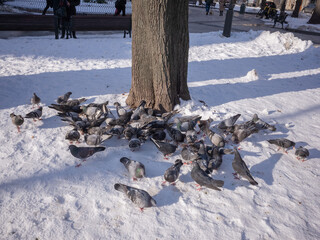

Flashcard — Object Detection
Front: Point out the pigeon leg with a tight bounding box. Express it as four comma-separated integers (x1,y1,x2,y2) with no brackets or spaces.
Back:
140,208,144,212
133,178,137,181
302,159,306,162
33,119,37,122
161,181,167,186
170,182,176,186
17,126,21,133
75,163,82,167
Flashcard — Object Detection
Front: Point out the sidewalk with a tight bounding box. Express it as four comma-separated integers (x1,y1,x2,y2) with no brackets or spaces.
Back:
189,3,320,35
188,4,320,45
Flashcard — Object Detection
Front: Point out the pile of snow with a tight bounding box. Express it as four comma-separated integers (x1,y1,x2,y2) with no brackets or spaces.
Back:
0,30,319,239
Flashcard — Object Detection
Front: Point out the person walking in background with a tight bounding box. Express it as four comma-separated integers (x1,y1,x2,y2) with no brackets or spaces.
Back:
42,0,53,15
52,0,67,39
219,0,225,16
61,0,80,39
114,0,127,16
205,0,213,15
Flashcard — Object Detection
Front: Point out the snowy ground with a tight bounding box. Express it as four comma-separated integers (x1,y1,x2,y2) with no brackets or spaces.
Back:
0,30,320,239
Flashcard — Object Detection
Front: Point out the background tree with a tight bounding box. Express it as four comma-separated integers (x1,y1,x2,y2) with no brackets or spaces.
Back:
126,0,191,112
280,0,287,13
308,0,320,24
291,0,302,18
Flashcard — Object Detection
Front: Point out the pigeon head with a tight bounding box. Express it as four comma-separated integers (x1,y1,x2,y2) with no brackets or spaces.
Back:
10,113,15,118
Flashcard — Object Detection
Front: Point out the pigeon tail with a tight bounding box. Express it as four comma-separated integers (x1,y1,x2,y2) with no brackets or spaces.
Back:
120,157,130,166
114,183,128,194
249,179,258,185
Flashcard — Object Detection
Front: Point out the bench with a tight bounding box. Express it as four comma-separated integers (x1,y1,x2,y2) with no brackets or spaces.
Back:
273,12,288,29
0,14,132,37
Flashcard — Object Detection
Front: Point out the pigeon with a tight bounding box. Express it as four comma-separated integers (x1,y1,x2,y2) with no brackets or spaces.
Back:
166,125,185,143
252,114,276,131
25,106,43,121
65,128,81,143
150,137,177,158
108,111,133,126
206,146,223,172
80,101,108,121
49,104,82,113
114,183,156,211
199,121,225,147
218,114,241,132
123,125,137,140
181,146,199,162
84,134,111,146
31,93,41,108
232,148,258,185
128,138,141,151
68,145,105,166
174,115,201,133
57,91,72,104
10,113,24,132
231,120,259,144
163,159,183,185
191,161,224,191
120,157,145,180
65,98,87,107
114,102,127,118
151,130,166,141
186,130,198,144
267,138,296,153
295,146,309,161
131,100,146,121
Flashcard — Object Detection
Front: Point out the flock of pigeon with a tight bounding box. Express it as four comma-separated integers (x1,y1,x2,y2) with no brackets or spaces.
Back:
10,92,310,211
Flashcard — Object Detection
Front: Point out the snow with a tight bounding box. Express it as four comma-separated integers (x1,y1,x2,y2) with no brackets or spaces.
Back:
1,28,320,239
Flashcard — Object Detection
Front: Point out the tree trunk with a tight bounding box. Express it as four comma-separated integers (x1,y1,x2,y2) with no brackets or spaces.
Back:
280,0,287,13
308,0,320,24
126,0,191,112
291,0,302,17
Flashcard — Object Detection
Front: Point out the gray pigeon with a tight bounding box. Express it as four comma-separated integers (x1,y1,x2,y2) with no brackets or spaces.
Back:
163,159,183,185
198,119,224,147
174,115,202,133
267,138,296,153
114,183,156,211
295,146,309,161
65,98,87,107
65,128,81,143
186,130,198,144
151,130,166,141
150,137,177,158
181,146,199,162
166,125,185,143
231,120,259,144
128,138,141,151
57,91,72,104
206,146,223,172
25,107,43,121
131,100,146,120
120,157,145,180
232,148,258,185
252,114,276,131
114,102,127,118
10,113,24,132
191,161,224,191
84,133,111,146
69,145,105,166
31,93,41,107
218,114,241,131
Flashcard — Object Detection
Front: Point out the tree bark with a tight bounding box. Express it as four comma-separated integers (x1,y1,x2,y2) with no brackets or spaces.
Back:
308,0,320,24
291,0,302,17
126,0,191,112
